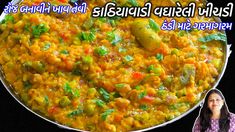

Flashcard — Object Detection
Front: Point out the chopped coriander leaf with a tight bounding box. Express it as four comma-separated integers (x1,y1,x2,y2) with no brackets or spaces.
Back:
135,85,141,90
138,90,147,99
1,15,14,24
95,46,109,56
140,104,148,111
79,30,96,42
72,89,80,98
42,43,51,51
80,32,88,40
108,19,116,27
24,23,30,32
32,24,49,38
23,80,32,89
60,49,69,54
147,65,154,72
63,82,80,98
98,88,110,102
112,92,121,98
124,55,133,62
149,18,160,32
68,109,83,117
156,53,163,61
93,99,105,107
67,106,83,117
64,82,72,94
98,17,106,23
107,31,122,45
118,47,126,53
198,33,227,44
44,96,49,105
128,0,138,6
115,84,125,88
101,109,115,121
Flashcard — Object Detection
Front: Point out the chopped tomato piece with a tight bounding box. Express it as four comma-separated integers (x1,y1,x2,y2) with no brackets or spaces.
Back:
60,33,69,41
58,0,67,3
48,106,59,115
140,96,154,104
114,114,123,122
84,47,93,54
132,72,144,80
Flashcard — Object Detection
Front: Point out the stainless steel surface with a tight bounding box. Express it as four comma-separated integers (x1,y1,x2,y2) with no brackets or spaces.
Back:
135,42,232,132
0,0,232,131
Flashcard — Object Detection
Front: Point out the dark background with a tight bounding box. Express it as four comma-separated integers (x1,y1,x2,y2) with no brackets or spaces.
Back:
0,0,234,132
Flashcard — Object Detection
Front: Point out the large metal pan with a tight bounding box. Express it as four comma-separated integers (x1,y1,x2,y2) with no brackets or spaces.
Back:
0,0,232,131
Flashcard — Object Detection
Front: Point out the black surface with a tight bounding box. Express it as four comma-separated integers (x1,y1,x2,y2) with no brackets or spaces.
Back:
0,0,234,132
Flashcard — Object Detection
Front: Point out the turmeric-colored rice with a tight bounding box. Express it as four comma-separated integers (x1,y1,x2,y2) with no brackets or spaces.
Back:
0,0,226,131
